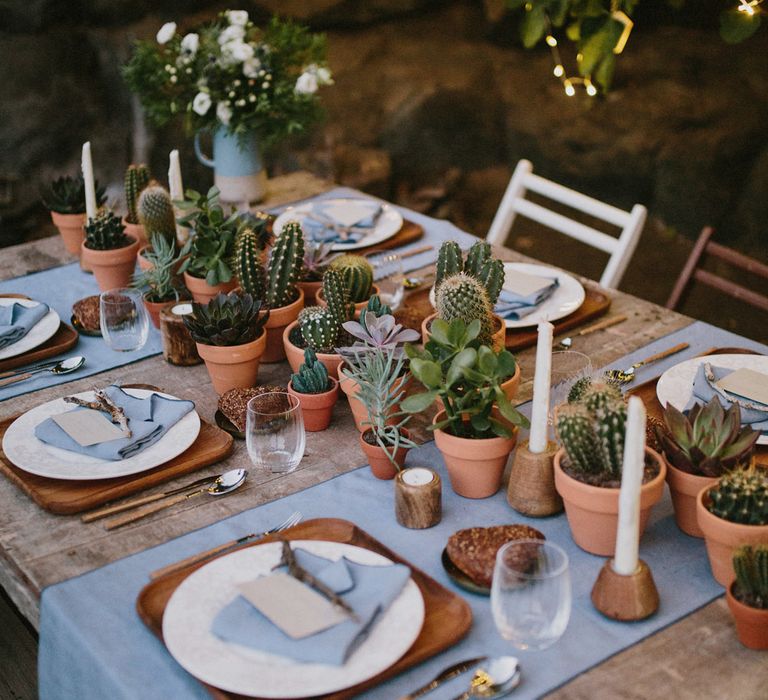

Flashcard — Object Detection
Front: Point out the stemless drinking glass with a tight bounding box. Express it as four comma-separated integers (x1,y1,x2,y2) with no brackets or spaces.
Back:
549,351,593,409
99,288,149,352
491,539,571,651
245,392,306,474
367,252,404,311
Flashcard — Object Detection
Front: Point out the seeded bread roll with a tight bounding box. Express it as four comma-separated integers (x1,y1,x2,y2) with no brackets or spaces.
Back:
72,295,101,332
446,524,545,588
217,385,285,432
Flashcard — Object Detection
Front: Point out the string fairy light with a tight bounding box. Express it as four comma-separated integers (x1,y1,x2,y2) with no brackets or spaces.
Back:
737,0,762,15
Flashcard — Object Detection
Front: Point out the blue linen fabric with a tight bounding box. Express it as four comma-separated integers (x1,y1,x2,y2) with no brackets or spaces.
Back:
212,549,411,665
494,279,560,320
33,385,195,460
0,301,50,349
300,200,382,244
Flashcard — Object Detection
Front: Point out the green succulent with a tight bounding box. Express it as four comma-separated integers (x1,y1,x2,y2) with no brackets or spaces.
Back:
291,348,331,394
84,211,131,250
233,225,267,299
138,182,176,244
434,240,504,305
124,164,151,224
329,254,373,303
132,233,181,303
41,175,106,215
183,292,268,347
436,272,496,345
733,545,768,610
298,305,340,353
707,464,768,525
266,221,304,308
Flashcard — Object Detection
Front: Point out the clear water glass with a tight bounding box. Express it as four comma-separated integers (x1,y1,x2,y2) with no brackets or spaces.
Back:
246,392,306,474
491,539,571,651
368,252,404,311
549,351,593,409
99,288,149,352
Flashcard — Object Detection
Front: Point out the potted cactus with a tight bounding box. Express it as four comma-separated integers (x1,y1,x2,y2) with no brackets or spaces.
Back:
316,254,379,318
696,464,768,586
132,233,184,327
287,348,339,432
123,164,151,247
183,292,269,394
402,321,529,498
552,381,666,556
655,398,759,537
726,545,768,649
299,240,338,304
233,220,305,362
41,174,106,255
80,211,140,291
136,182,178,270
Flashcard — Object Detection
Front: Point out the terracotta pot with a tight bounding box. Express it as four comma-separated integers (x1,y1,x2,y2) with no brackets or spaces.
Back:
196,331,267,394
727,582,768,650
143,295,175,329
298,280,323,305
421,312,506,352
338,363,411,432
316,284,381,319
553,447,666,556
432,409,518,498
287,378,339,432
137,245,153,272
262,289,304,363
664,456,717,538
282,321,343,379
80,236,140,292
183,271,238,304
51,211,86,255
122,218,147,247
697,486,768,586
359,428,412,480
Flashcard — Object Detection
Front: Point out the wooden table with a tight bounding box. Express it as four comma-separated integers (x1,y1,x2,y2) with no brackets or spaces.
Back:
0,172,765,699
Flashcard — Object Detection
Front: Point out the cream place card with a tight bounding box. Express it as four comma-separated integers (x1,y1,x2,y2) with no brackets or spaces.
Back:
52,409,127,447
321,201,378,227
503,268,555,297
716,368,768,407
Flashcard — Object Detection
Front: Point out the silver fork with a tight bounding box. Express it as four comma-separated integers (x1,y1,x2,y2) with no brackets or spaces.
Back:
150,511,303,579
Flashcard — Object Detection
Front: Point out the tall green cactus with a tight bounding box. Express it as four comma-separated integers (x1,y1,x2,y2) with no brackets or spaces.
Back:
582,379,623,414
266,221,304,308
733,545,768,609
464,241,491,277
435,239,505,305
298,306,340,353
435,240,463,289
233,226,267,299
707,465,768,525
555,404,601,474
124,164,150,225
329,254,373,303
436,273,495,345
84,211,130,250
138,183,176,245
475,258,504,306
322,267,354,324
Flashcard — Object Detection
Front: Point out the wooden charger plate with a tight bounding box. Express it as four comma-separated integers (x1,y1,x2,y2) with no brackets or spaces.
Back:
137,517,473,700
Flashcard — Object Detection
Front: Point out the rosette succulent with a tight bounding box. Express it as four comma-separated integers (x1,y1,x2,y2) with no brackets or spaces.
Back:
183,292,268,346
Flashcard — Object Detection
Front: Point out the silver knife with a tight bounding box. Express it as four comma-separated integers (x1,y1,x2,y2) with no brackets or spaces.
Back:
400,656,487,700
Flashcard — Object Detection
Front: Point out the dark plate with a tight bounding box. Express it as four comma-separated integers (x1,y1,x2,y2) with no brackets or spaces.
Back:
214,410,245,440
441,547,490,596
70,315,102,337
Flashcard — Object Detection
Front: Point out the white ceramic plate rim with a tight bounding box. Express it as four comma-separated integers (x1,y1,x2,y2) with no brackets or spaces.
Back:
273,198,404,251
1,388,201,480
0,299,61,360
162,540,425,698
656,353,768,445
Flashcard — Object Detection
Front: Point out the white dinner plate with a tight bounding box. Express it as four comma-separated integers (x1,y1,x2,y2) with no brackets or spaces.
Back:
162,540,425,698
656,353,768,445
0,299,60,360
273,198,404,251
2,388,201,480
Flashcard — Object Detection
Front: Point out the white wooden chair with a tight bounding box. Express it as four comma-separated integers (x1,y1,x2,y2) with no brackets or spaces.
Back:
486,159,647,289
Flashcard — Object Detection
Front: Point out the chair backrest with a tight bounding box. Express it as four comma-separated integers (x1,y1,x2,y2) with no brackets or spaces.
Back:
486,159,647,289
665,226,768,312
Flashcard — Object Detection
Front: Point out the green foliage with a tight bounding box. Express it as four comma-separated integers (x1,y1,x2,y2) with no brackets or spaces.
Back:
138,183,176,244
291,348,331,394
41,175,106,215
84,211,131,250
124,164,151,225
436,272,496,346
132,233,182,303
733,545,768,610
183,291,268,346
298,305,340,353
707,464,768,526
329,254,373,303
233,225,267,299
266,221,304,308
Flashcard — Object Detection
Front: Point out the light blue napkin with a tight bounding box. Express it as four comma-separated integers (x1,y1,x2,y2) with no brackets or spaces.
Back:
687,364,768,434
211,548,411,666
34,385,195,460
0,301,50,349
494,278,560,320
301,201,382,244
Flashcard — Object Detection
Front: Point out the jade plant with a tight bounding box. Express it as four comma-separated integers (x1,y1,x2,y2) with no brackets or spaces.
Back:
41,175,106,215
706,464,768,525
138,182,176,245
183,292,269,347
84,211,131,250
124,164,151,225
733,545,768,610
132,233,182,303
328,254,374,303
290,348,332,394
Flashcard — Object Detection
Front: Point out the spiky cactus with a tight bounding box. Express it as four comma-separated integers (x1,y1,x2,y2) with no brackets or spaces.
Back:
435,240,463,288
299,306,340,353
435,240,505,305
329,254,373,303
436,272,495,345
138,183,176,244
266,221,304,308
555,404,601,474
84,211,131,250
233,226,267,299
733,545,768,609
291,348,331,394
463,240,491,278
124,164,150,225
474,258,504,306
567,375,622,404
322,267,354,325
707,465,768,525
581,379,623,413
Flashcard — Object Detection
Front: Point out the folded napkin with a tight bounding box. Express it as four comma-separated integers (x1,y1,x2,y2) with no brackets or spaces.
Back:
687,364,768,434
212,548,411,666
494,278,559,320
34,385,195,460
301,200,382,244
0,302,50,349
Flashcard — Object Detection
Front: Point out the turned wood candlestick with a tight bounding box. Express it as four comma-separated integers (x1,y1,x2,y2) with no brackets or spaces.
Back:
160,303,202,366
507,439,563,517
591,559,660,621
395,468,441,529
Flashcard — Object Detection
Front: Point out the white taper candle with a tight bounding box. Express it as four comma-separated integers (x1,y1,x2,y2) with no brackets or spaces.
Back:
81,141,97,221
613,396,646,576
528,320,554,453
168,149,183,202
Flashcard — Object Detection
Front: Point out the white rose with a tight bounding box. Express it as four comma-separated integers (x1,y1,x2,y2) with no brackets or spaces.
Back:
192,92,212,115
243,57,261,78
180,33,199,55
156,22,177,45
316,66,333,84
294,71,318,95
218,24,245,45
227,10,249,26
225,40,254,62
216,101,233,125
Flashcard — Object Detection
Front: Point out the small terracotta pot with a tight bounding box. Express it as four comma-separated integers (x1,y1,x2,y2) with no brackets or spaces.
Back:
80,236,140,292
196,331,267,395
298,279,323,305
727,582,768,650
183,271,238,304
359,428,412,480
433,409,518,498
137,245,153,272
316,284,381,319
553,447,666,556
51,211,86,255
338,363,411,432
282,321,343,379
697,486,768,586
421,312,506,352
262,289,304,363
287,378,339,432
122,218,147,247
143,295,175,329
664,457,717,538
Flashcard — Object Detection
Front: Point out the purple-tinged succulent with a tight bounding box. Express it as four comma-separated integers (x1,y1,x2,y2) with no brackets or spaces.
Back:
337,311,419,357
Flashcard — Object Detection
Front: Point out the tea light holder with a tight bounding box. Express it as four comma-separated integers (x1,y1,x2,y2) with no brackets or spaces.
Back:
507,439,563,517
160,303,202,366
591,559,660,621
395,467,441,529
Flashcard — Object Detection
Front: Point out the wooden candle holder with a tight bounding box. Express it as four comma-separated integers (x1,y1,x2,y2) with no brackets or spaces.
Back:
591,559,660,621
507,439,563,517
160,304,202,366
395,468,441,529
